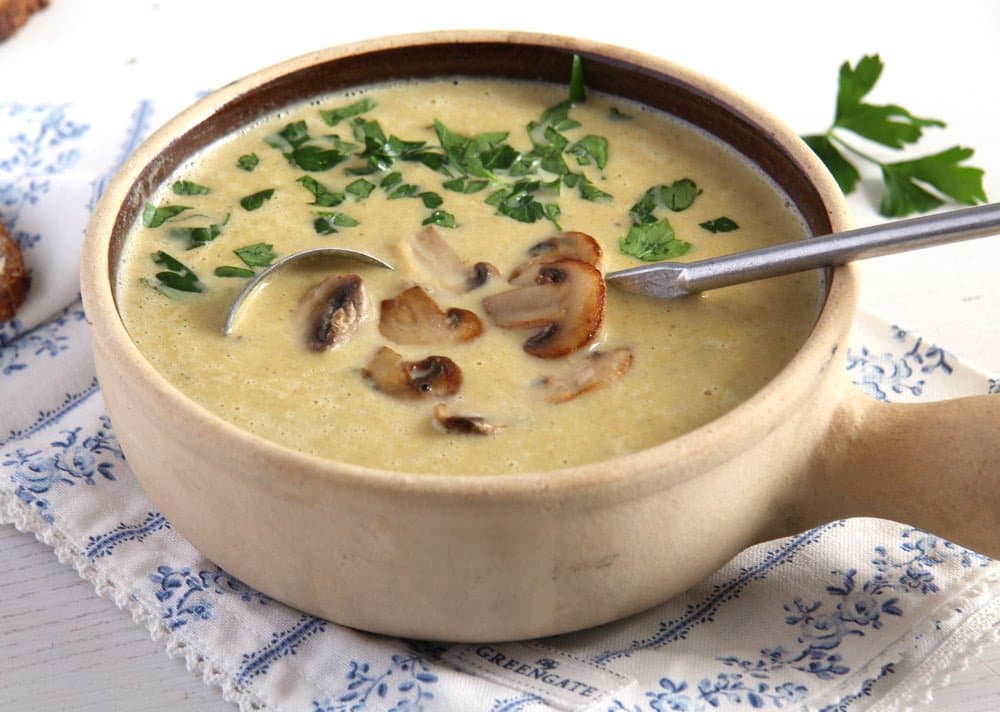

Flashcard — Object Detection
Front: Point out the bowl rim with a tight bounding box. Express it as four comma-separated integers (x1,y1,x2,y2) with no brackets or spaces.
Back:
81,29,856,501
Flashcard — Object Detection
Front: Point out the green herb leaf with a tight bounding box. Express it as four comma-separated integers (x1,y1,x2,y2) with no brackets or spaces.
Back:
381,171,403,191
237,153,259,172
833,55,944,149
142,203,191,228
240,189,275,211
297,176,345,207
419,191,443,209
442,176,489,193
421,209,457,228
801,134,861,194
567,135,609,170
152,250,203,292
234,242,278,268
171,215,228,249
313,212,359,235
565,172,612,202
804,54,988,216
880,147,987,217
291,144,348,171
319,98,375,126
569,54,586,103
660,179,701,211
345,178,376,200
619,220,691,261
214,265,255,278
700,217,740,233
172,180,210,196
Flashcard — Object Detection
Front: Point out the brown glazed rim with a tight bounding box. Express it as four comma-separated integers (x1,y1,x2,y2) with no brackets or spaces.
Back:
88,30,855,500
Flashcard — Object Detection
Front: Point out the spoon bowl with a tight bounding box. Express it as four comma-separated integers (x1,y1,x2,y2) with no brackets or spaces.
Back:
222,247,393,336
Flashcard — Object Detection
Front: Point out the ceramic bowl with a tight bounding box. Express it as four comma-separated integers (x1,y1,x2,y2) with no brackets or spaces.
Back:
80,31,999,642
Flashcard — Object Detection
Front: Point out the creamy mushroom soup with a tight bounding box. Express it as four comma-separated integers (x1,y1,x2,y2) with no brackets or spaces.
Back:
115,78,824,475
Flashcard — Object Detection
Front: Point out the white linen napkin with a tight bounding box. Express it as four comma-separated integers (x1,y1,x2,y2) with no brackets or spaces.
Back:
2,98,997,712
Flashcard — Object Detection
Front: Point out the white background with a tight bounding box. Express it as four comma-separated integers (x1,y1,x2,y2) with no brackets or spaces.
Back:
1,1,998,709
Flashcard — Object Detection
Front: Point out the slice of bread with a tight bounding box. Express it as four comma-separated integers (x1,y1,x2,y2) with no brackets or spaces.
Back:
0,224,30,321
0,0,48,41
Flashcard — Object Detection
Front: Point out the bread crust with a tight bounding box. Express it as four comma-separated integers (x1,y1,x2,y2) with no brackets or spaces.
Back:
0,0,48,41
0,224,30,322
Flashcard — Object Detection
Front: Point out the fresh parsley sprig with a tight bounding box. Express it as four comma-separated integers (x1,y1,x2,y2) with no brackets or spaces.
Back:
803,54,986,217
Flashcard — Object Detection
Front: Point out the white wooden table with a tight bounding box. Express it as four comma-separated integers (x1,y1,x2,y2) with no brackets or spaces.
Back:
2,1,998,709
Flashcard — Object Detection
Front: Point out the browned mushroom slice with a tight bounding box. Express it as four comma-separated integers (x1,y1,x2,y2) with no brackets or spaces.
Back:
482,258,605,359
410,226,499,292
431,403,506,435
509,231,603,285
379,285,483,345
540,348,634,403
362,347,462,400
299,274,369,351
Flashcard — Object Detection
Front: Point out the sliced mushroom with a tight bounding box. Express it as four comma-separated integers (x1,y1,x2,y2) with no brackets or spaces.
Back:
482,258,605,359
409,226,499,292
379,285,483,345
431,403,506,435
540,348,634,403
298,274,369,351
509,231,603,285
362,346,462,400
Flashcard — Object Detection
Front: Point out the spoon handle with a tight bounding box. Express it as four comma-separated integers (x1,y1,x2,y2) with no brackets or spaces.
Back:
606,202,1000,299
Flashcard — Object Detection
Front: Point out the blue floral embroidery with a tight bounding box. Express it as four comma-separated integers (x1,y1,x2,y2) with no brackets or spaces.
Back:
85,511,171,559
491,694,543,712
149,565,270,631
816,662,895,712
0,103,89,249
236,615,326,686
0,301,87,375
313,651,439,712
846,327,952,401
2,415,123,522
593,522,844,664
0,377,100,447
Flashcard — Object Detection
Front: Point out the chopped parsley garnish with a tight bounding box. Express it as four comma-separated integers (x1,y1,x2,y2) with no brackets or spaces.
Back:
297,176,345,207
214,243,278,278
239,189,275,211
621,181,699,260
214,266,254,278
345,178,376,200
171,180,210,196
313,211,359,235
568,54,586,103
619,220,691,262
802,54,986,217
234,242,278,267
152,250,202,292
171,215,229,249
700,217,740,233
419,192,443,209
267,121,351,172
567,135,609,170
237,153,259,171
421,209,457,228
320,98,375,126
142,203,191,228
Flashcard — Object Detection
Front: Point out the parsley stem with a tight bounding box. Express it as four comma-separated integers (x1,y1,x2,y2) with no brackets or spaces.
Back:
828,131,885,168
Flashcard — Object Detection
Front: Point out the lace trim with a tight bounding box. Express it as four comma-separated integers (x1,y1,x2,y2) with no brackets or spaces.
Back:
1,485,275,712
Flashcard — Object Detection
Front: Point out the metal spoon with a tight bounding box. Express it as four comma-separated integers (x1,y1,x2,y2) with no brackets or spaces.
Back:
223,247,393,335
605,202,1000,299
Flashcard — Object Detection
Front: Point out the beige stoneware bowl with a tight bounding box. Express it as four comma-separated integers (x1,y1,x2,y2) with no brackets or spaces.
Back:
80,31,999,642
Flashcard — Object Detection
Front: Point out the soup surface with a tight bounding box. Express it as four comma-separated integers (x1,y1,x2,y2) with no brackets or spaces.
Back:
116,78,824,475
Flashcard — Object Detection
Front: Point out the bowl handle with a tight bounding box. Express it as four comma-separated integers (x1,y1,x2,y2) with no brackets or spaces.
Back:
798,388,999,557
